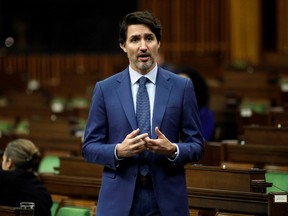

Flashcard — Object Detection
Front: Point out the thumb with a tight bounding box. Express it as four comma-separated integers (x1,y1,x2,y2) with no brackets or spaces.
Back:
155,127,165,138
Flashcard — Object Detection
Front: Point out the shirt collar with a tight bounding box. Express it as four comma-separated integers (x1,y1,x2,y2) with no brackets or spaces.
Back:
129,65,157,85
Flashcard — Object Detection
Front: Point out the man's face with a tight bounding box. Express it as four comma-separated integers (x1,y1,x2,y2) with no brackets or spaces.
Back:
120,24,160,75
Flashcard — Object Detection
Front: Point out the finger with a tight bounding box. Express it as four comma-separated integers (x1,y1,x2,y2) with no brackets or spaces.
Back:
134,140,147,152
137,132,149,140
132,133,149,145
143,136,150,142
126,128,140,139
144,137,156,149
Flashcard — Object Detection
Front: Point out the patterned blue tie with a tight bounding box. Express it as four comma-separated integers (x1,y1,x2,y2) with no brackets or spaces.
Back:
136,76,151,176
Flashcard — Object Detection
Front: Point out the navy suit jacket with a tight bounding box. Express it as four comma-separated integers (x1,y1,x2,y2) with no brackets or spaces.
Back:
83,66,205,216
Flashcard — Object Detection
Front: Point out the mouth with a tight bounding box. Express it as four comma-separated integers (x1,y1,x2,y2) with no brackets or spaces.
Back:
138,54,151,62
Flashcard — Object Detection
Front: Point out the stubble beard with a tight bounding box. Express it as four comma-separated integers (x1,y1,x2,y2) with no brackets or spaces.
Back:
135,59,154,73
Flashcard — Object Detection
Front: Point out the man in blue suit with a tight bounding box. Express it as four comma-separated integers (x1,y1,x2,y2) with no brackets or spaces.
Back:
82,11,205,216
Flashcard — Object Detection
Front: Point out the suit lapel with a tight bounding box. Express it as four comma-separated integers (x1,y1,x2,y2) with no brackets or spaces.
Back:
116,69,138,130
152,68,172,138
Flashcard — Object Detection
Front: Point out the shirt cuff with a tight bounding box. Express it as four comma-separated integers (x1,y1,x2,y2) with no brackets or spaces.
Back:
167,143,179,161
114,144,123,161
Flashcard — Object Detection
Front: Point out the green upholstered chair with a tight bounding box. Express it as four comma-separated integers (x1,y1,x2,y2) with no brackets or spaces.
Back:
56,206,90,216
38,155,60,174
55,198,96,216
0,120,14,135
50,195,69,216
51,202,59,216
266,171,288,193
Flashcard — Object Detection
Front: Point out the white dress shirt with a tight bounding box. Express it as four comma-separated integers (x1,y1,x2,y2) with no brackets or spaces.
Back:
129,64,157,132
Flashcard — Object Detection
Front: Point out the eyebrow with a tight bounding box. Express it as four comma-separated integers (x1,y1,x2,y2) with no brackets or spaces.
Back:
129,33,155,39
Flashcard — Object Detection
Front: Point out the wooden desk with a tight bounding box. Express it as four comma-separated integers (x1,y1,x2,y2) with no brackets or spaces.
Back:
186,165,288,215
268,192,288,216
197,142,222,166
243,126,288,146
188,187,268,215
40,173,288,215
0,206,17,216
188,188,288,215
39,173,101,199
39,156,103,199
39,163,288,215
19,134,83,156
58,156,103,178
220,143,288,167
0,205,34,216
186,165,270,193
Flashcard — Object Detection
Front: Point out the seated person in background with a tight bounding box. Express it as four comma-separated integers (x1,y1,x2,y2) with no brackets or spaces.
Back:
156,51,176,72
175,66,215,141
0,138,52,216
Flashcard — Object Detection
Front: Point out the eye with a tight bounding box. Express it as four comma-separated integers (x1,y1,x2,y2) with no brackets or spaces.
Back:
130,37,139,43
146,36,154,42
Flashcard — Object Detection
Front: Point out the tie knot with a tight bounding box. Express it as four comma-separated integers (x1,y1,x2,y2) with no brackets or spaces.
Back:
138,76,148,86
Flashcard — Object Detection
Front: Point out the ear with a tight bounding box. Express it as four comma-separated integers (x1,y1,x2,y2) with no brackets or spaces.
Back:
119,43,127,53
158,41,161,49
6,158,14,170
2,157,13,170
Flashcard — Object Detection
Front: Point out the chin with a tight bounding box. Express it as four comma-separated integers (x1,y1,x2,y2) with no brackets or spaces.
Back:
136,61,153,71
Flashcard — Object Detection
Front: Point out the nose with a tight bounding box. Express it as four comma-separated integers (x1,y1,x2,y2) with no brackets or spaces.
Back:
139,39,148,51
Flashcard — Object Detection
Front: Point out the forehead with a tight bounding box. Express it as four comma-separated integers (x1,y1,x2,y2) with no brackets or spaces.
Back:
127,24,154,38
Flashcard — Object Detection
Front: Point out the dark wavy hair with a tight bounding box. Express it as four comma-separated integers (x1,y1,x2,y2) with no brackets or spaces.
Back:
118,11,162,45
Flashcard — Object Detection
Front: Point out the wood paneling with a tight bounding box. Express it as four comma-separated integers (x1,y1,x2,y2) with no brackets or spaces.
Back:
230,0,261,64
277,0,288,53
138,0,230,68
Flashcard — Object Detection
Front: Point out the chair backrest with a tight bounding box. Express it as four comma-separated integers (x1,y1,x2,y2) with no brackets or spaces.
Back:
50,195,69,216
38,155,60,174
189,209,200,216
56,198,96,216
56,207,90,216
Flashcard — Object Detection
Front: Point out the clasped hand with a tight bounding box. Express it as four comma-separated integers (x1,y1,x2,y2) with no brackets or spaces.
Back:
116,127,176,158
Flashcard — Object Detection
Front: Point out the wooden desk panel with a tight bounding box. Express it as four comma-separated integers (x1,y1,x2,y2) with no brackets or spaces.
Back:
187,187,268,215
186,165,268,193
39,174,101,199
0,206,17,216
58,156,103,178
221,143,288,167
243,126,288,146
268,192,288,216
39,167,288,215
21,134,83,156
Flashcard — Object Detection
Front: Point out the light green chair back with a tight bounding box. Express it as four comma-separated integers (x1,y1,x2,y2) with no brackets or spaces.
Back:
56,206,90,216
51,202,59,216
38,155,60,174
